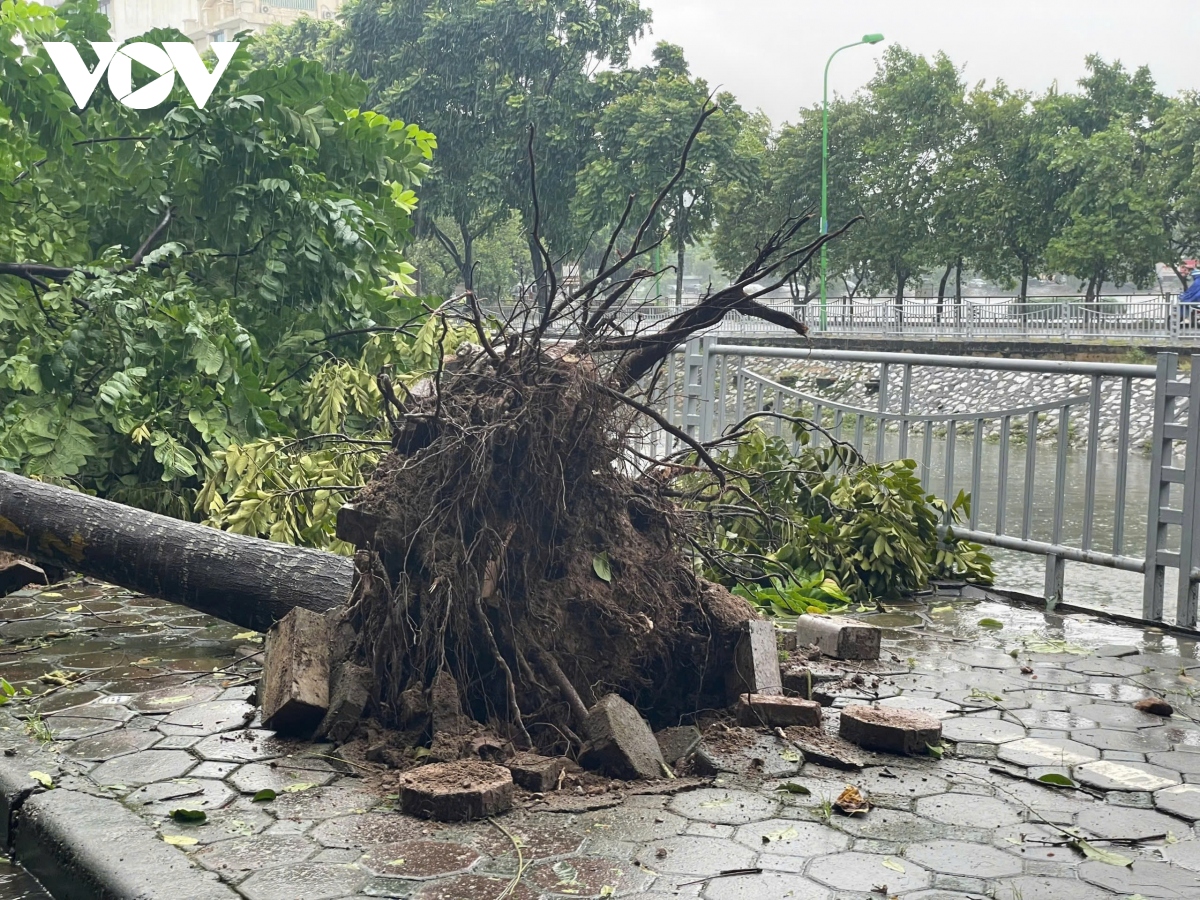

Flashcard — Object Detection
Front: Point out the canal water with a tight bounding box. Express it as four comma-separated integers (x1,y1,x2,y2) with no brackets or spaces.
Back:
0,866,48,900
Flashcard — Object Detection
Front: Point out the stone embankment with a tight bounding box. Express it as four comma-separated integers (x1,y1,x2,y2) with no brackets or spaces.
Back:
751,358,1175,450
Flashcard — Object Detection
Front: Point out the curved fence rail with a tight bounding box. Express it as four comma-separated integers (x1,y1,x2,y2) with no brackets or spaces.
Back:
657,338,1200,627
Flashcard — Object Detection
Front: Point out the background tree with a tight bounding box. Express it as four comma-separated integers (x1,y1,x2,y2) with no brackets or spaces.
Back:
0,1,434,522
1150,92,1200,287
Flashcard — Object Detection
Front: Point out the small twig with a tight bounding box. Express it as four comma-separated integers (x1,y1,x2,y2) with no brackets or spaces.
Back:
677,869,763,888
489,817,529,899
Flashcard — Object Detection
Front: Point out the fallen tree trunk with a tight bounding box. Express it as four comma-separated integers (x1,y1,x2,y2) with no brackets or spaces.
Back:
0,471,351,631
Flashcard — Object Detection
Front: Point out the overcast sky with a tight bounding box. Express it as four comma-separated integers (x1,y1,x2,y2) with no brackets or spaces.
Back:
629,1,1199,125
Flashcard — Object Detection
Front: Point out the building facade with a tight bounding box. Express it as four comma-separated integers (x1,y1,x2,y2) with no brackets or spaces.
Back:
78,1,342,50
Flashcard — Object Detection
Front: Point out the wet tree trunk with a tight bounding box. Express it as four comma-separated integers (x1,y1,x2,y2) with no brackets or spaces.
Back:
936,263,952,324
0,471,350,632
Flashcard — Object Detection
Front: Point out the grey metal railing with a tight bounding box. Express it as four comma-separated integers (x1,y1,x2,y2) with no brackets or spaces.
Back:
661,338,1200,626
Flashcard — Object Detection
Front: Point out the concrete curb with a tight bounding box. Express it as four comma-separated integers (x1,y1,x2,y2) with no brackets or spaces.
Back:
0,714,237,900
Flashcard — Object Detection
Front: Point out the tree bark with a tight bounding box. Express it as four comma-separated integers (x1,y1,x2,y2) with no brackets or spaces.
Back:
1019,258,1030,303
675,204,688,308
936,263,952,323
0,471,351,632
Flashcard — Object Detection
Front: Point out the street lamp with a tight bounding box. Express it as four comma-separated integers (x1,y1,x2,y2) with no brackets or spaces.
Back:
820,32,884,331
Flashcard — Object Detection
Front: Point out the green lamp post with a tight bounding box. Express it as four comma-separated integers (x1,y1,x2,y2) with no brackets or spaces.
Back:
820,32,884,331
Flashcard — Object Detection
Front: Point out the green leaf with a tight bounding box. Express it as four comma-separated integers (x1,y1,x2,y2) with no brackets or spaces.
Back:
162,834,198,847
252,789,277,802
28,771,53,789
775,782,812,795
281,783,317,793
881,857,906,873
170,809,207,823
1070,839,1133,867
592,552,612,583
1037,773,1078,788
977,618,1005,630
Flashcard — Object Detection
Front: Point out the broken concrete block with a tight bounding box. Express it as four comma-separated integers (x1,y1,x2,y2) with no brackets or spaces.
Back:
316,662,371,744
737,693,822,728
398,760,513,821
580,694,666,780
839,705,941,756
731,619,783,699
506,753,566,792
0,554,48,597
780,664,814,699
655,726,702,766
335,503,380,547
261,607,331,735
795,614,881,661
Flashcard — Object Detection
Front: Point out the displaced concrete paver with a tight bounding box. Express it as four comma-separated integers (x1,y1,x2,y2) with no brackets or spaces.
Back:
8,579,1200,899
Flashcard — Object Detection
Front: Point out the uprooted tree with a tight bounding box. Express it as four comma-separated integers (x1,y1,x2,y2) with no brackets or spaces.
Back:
333,107,857,757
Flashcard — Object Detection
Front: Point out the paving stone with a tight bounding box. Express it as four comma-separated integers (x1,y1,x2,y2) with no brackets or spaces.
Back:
807,850,931,892
1095,644,1140,658
1079,858,1200,897
1064,657,1149,677
840,704,942,755
580,694,666,780
89,748,197,787
472,820,586,861
130,683,222,712
524,857,653,898
1154,783,1200,820
1076,804,1186,840
1073,759,1180,792
795,613,880,660
914,794,1023,827
735,693,821,728
38,712,125,740
1162,837,1200,871
192,761,240,779
633,835,756,876
732,618,783,696
703,871,829,900
227,760,338,795
940,716,1025,745
574,807,686,843
159,700,256,737
834,807,946,841
693,733,802,778
158,804,275,845
668,788,778,825
988,875,1112,900
126,777,236,815
732,817,849,855
904,839,1023,878
1070,703,1166,730
1156,749,1200,776
193,730,293,763
1008,709,1099,731
360,840,480,878
504,753,566,793
876,695,960,719
273,783,385,821
411,875,536,900
193,835,319,882
63,728,160,761
1070,728,1172,752
844,767,950,799
311,813,431,849
240,862,367,900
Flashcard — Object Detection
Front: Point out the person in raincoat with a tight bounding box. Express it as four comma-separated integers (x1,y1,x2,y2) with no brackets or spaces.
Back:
1182,263,1200,325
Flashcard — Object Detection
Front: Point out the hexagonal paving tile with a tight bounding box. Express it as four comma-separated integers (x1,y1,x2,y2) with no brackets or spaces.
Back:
40,706,133,740
1076,804,1185,840
1070,703,1167,730
1079,858,1200,897
524,857,653,898
1154,783,1200,820
227,761,338,795
1162,837,1200,872
1070,728,1172,752
1064,657,1151,677
64,729,160,761
193,730,292,763
89,749,197,787
361,840,479,878
272,783,384,821
1009,709,1099,731
472,821,585,861
193,835,319,882
732,818,850,856
130,684,222,713
1073,759,1180,792
158,700,255,736
668,788,778,825
843,767,951,799
574,807,687,843
941,717,1026,745
125,778,235,816
1149,749,1200,776
807,851,931,892
877,696,959,719
904,839,1023,878
988,875,1112,900
914,793,1023,827
633,835,757,877
704,871,829,900
411,875,536,900
834,807,944,841
239,862,366,900
159,803,275,846
310,812,430,849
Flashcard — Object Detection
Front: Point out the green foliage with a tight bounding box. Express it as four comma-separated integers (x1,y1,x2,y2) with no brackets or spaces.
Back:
0,1,434,517
695,424,994,611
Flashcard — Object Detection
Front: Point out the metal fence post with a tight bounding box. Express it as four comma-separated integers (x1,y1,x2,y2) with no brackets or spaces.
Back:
1143,352,1178,621
1177,355,1200,627
682,338,708,443
1044,405,1070,604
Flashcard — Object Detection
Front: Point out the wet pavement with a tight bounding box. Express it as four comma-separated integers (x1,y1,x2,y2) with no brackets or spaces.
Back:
6,580,1200,898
